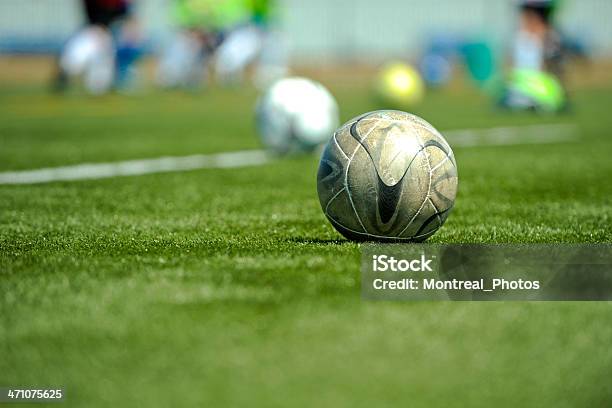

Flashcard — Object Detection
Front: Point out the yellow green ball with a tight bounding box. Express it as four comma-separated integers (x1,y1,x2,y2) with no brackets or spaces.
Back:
375,62,425,109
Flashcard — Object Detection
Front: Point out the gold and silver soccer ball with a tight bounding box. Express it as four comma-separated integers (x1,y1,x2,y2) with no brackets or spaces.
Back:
317,110,458,242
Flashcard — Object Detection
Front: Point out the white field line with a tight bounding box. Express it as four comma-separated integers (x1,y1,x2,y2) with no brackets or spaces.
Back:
0,123,578,185
445,123,578,147
0,150,270,185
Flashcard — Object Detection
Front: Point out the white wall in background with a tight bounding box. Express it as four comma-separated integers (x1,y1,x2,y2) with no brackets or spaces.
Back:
0,0,610,58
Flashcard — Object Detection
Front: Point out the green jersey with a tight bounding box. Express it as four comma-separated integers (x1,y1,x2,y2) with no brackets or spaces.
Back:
173,0,249,29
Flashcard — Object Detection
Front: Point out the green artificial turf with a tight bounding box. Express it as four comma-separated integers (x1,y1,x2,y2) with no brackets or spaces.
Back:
1,76,612,407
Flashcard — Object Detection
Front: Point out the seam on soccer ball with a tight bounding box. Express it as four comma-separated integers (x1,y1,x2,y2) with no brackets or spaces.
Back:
328,215,437,241
397,125,433,238
363,115,455,160
428,197,443,229
345,119,379,233
429,153,452,173
408,119,454,155
324,187,346,215
333,132,350,160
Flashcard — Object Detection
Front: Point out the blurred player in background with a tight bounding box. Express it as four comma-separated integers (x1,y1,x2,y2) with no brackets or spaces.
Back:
157,0,245,89
157,0,287,90
250,0,289,88
501,0,567,112
114,8,144,91
513,0,564,77
53,0,139,94
215,0,288,88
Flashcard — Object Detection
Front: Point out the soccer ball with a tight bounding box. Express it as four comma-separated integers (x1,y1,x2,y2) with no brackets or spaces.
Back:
317,110,458,242
256,77,340,154
375,62,425,109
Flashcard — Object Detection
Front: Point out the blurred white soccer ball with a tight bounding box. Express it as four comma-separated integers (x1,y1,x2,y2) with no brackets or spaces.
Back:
256,77,340,154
